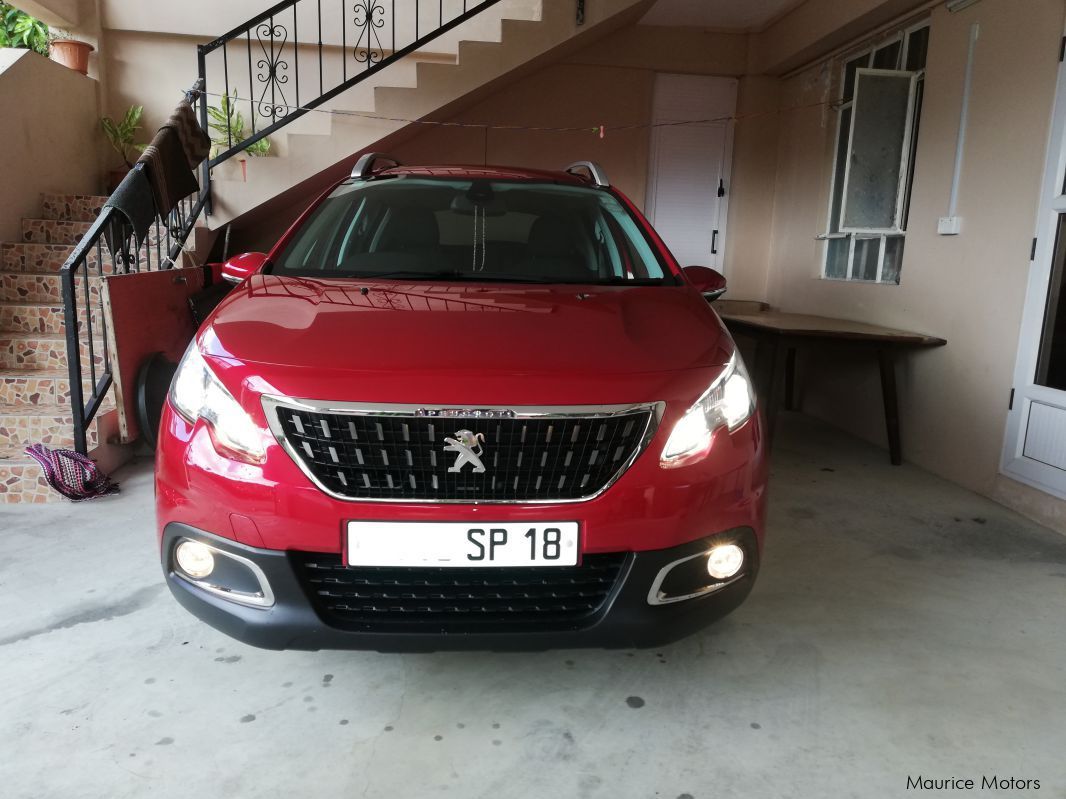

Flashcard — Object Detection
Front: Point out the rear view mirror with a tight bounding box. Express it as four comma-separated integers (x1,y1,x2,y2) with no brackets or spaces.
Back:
683,265,727,301
221,252,269,284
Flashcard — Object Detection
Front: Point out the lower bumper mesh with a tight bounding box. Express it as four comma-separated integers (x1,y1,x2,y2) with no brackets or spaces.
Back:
291,552,629,632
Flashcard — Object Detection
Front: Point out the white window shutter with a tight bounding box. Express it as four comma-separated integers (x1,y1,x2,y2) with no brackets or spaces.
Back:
839,68,919,233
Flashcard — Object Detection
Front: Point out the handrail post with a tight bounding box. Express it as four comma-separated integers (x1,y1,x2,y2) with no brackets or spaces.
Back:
61,266,87,454
197,45,212,216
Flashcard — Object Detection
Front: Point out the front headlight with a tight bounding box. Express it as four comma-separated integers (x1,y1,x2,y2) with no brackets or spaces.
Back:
661,352,756,467
170,343,266,463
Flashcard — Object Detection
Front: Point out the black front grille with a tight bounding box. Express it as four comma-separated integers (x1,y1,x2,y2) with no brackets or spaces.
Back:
271,405,654,501
292,552,629,631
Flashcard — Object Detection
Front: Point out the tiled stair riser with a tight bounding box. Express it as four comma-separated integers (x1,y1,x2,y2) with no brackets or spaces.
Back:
0,410,99,450
0,337,105,371
0,376,73,407
0,415,104,504
40,194,107,223
21,219,92,245
0,463,53,503
0,305,101,335
0,273,101,305
1,242,101,273
23,218,166,249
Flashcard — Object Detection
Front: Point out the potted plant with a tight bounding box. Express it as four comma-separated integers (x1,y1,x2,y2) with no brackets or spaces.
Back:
49,29,94,75
0,3,49,54
207,90,271,181
100,105,146,191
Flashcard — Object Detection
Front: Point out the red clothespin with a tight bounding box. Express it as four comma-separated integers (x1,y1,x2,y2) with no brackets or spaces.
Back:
599,125,605,140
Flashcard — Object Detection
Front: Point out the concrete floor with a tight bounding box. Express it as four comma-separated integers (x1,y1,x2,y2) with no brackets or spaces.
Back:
2,413,1065,798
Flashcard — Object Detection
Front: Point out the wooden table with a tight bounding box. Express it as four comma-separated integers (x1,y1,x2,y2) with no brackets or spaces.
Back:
719,311,947,465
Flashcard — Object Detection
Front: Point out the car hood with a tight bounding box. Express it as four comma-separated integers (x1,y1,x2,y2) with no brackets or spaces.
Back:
203,275,733,379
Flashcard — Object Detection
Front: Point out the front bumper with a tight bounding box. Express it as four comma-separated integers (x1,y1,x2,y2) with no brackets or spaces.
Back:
162,523,759,651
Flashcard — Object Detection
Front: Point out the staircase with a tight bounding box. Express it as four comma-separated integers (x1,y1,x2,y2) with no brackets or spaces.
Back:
0,194,110,503
208,0,650,225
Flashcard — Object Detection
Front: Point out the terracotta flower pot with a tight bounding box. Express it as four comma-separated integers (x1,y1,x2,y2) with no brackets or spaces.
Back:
50,39,94,76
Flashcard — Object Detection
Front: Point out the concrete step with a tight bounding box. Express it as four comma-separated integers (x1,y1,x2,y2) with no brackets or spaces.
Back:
0,333,105,372
0,271,101,305
21,218,93,245
0,302,101,335
40,194,108,223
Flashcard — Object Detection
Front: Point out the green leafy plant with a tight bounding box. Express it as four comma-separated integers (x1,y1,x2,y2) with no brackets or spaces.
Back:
0,3,49,55
101,105,147,169
207,90,271,159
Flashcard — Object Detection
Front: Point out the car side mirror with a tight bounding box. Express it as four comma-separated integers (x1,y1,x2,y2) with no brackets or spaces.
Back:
683,265,727,302
221,252,269,284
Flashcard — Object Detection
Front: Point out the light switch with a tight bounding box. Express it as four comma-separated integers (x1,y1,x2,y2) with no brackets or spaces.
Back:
938,216,962,235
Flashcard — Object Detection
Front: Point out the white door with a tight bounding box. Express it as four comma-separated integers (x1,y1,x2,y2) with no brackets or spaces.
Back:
1003,25,1066,498
645,74,737,273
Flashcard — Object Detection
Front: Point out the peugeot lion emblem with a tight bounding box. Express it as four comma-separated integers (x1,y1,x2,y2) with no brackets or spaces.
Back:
445,430,487,473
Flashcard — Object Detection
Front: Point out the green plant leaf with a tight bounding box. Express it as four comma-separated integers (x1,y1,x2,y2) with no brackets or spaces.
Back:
100,105,145,168
205,89,272,159
1,3,49,55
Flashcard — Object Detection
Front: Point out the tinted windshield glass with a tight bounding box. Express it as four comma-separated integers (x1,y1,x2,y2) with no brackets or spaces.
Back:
272,177,672,284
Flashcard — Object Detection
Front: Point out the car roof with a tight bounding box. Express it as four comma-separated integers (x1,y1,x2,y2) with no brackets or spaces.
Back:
373,164,592,186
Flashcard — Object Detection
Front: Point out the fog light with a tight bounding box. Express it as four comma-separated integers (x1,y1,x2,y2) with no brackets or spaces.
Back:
175,539,215,579
706,544,745,580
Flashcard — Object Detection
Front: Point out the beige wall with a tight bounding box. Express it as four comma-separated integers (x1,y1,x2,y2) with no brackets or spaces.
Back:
724,75,780,301
395,62,656,204
0,49,101,241
760,0,1065,503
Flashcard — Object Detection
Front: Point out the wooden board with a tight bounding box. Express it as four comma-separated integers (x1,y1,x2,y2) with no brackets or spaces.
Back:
102,268,206,443
719,311,946,347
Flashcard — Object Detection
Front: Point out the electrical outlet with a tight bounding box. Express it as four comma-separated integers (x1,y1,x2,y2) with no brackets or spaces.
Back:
938,216,962,235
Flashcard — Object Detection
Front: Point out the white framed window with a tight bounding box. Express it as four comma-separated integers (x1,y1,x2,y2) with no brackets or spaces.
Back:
822,22,929,284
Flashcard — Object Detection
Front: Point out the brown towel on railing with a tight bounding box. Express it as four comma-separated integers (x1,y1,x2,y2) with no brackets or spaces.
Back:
138,125,200,219
162,100,211,169
103,165,155,258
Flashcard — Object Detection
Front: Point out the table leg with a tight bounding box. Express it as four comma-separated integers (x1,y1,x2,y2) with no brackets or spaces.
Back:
784,347,797,411
754,337,782,446
878,348,902,466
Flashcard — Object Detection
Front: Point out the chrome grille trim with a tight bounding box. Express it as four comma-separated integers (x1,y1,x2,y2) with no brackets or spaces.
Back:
262,396,665,504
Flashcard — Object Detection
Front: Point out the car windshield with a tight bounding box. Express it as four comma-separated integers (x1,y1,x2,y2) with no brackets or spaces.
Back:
270,176,674,285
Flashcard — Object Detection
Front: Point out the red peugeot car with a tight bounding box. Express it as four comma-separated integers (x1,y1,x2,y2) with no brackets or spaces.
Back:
156,156,767,651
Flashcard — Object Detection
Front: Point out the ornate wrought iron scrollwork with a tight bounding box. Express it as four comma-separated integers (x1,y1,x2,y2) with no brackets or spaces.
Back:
255,22,291,121
353,1,386,68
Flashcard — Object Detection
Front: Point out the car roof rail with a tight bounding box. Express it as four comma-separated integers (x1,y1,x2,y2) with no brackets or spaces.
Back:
564,161,610,188
352,152,402,179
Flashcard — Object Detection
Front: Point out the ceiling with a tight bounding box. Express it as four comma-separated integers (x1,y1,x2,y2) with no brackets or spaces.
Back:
639,0,807,30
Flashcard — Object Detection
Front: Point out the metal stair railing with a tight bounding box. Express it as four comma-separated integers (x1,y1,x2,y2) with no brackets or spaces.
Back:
61,81,209,454
197,0,504,197
61,1,507,454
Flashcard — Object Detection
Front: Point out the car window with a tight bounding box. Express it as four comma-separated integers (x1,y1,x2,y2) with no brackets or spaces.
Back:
272,177,672,285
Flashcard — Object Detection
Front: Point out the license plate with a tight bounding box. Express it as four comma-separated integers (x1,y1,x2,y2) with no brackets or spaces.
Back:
346,521,579,567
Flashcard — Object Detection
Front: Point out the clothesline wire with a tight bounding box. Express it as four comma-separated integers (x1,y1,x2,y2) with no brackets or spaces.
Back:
190,89,831,135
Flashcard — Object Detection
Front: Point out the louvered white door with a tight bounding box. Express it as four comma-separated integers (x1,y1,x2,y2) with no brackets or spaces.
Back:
645,74,737,273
